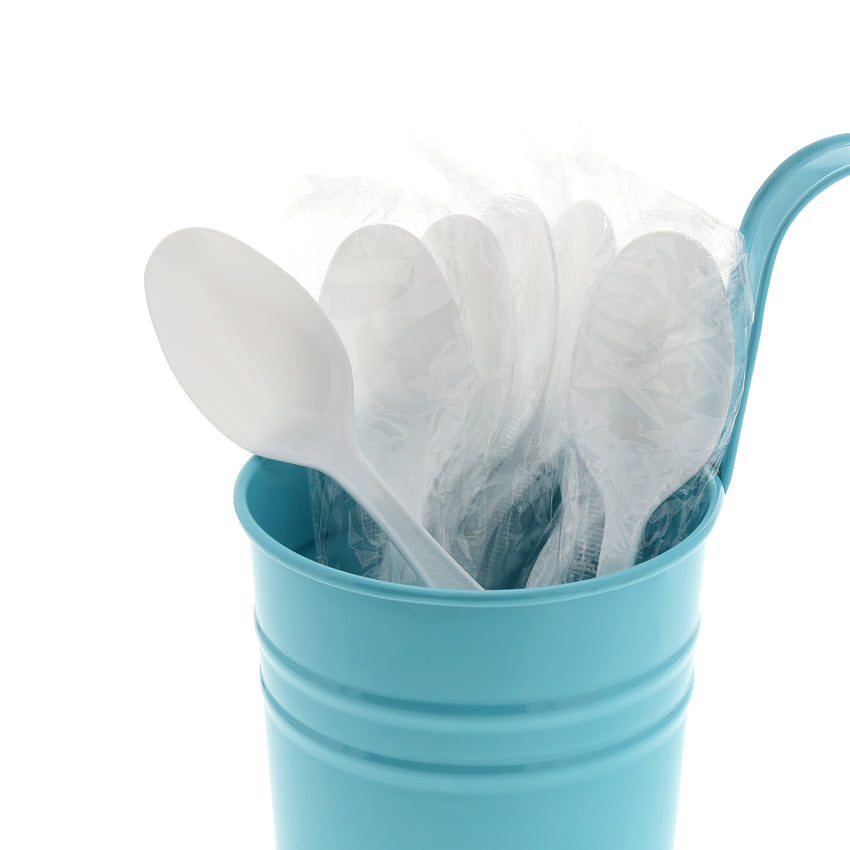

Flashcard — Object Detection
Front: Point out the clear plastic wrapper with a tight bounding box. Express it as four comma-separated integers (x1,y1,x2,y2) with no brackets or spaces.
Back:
425,194,563,589
525,201,615,587
287,147,753,588
563,231,736,578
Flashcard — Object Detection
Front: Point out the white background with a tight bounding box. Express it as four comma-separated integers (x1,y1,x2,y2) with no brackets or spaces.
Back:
2,2,848,847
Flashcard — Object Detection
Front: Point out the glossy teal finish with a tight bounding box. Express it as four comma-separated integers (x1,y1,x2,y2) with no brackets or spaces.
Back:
236,457,723,850
720,134,850,487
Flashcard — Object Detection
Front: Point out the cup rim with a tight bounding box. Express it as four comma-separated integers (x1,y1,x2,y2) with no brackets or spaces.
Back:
234,456,725,608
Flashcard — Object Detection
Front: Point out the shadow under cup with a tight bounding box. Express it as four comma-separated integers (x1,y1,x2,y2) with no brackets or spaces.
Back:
235,455,723,850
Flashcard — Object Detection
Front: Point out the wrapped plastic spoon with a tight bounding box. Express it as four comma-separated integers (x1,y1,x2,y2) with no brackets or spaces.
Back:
481,196,559,447
526,201,616,587
440,197,562,589
568,231,735,577
319,223,475,518
311,223,477,584
145,227,482,591
419,215,518,571
551,201,618,363
421,214,516,440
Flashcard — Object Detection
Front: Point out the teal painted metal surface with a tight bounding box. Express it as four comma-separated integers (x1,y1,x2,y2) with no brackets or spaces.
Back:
236,457,723,850
720,134,850,487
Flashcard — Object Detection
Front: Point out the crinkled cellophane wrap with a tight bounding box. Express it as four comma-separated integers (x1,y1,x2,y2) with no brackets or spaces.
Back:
286,151,753,589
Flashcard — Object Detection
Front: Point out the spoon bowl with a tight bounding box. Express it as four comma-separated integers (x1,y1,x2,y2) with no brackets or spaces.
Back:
145,228,355,466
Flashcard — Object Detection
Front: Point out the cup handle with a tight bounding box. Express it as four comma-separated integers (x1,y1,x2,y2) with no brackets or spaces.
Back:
720,135,850,489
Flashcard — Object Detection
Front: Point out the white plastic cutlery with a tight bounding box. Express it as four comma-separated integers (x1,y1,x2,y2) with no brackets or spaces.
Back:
567,231,735,577
145,227,482,590
526,201,616,587
481,197,559,447
422,214,516,411
430,198,562,588
320,223,475,519
420,214,518,569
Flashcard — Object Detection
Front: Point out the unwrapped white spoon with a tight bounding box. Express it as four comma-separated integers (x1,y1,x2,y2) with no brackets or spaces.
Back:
145,227,482,591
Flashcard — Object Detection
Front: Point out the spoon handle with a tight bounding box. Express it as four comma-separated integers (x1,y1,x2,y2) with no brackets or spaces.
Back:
330,449,483,591
596,504,647,578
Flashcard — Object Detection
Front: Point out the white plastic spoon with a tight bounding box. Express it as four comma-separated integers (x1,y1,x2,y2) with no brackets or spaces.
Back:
410,199,561,588
439,197,562,588
421,214,516,414
568,231,735,577
481,196,560,448
144,227,482,591
315,223,477,584
551,201,618,375
526,201,616,587
419,215,517,570
320,223,476,519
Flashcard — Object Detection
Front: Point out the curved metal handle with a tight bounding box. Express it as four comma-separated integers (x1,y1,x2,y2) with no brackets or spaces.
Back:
719,134,850,489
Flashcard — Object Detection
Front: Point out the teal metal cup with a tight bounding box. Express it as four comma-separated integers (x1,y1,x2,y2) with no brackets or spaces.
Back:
236,458,721,850
234,136,850,849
